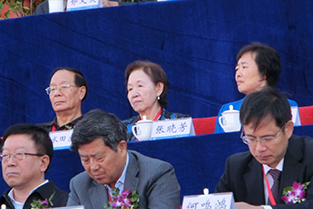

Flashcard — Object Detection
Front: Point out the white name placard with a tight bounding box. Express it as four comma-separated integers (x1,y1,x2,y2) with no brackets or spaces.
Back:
49,129,73,150
150,118,194,140
66,0,101,12
182,192,235,209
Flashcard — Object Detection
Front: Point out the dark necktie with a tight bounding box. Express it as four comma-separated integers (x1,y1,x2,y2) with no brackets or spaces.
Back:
268,169,282,206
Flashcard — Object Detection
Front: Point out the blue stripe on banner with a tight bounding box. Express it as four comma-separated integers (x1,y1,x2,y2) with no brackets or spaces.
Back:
151,134,190,140
53,146,71,150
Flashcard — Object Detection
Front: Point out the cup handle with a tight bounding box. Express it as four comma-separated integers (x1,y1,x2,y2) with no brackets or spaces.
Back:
132,124,139,140
218,116,225,131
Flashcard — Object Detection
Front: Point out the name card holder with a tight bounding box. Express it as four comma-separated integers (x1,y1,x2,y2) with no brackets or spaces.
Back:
150,117,195,140
182,191,235,209
66,0,101,12
49,129,73,150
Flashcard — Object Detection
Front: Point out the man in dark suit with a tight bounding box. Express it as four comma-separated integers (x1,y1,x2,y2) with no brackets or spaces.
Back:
0,124,68,208
215,87,313,209
66,109,181,209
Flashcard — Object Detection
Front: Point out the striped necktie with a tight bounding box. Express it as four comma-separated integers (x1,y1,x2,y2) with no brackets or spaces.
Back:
268,169,282,205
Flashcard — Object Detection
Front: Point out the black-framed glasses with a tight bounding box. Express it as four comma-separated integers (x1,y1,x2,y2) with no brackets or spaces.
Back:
0,152,44,162
240,125,285,145
45,84,77,95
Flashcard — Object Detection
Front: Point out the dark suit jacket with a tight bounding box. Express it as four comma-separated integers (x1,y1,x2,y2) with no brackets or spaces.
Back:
215,135,313,209
67,150,181,209
0,181,68,209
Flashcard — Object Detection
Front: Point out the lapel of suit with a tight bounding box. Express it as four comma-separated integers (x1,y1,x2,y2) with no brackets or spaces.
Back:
244,158,266,205
89,180,109,209
124,151,139,191
279,135,304,204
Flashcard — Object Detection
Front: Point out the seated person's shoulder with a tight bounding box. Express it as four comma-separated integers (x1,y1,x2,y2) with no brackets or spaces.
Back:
219,152,256,174
34,0,49,15
123,115,139,124
228,151,253,164
290,135,313,151
52,189,69,207
31,181,68,207
70,171,92,184
162,109,190,119
70,171,100,191
130,150,174,173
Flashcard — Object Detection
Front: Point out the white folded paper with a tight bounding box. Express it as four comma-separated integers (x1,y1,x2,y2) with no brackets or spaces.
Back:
182,192,235,209
48,0,65,13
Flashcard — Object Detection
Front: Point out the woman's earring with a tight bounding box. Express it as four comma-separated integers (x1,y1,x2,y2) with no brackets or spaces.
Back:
157,96,160,100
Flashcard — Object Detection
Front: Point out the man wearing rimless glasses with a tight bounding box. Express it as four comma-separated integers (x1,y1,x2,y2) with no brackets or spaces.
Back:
215,87,313,209
0,124,68,208
38,67,88,132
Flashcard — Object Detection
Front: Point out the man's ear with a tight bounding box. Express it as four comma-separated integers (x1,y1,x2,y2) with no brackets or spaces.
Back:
284,120,294,138
40,155,50,173
117,140,127,155
78,86,87,101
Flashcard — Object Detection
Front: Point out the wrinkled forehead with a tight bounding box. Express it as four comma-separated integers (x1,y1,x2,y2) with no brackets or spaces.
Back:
128,68,154,84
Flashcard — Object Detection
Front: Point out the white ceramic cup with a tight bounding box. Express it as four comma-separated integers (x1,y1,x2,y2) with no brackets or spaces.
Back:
48,0,64,13
132,116,153,141
218,105,241,132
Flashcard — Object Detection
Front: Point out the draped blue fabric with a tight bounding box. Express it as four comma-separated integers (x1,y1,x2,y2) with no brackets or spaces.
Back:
1,0,313,203
0,0,313,135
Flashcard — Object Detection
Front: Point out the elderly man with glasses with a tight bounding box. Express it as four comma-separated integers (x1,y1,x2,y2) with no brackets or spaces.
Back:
0,124,68,208
38,67,88,132
215,87,313,209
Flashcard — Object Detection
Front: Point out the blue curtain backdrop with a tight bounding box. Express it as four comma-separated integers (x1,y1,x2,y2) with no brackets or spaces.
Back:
0,0,313,135
1,0,313,202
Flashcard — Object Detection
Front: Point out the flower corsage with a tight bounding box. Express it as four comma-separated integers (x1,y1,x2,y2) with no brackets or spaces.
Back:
282,181,310,204
30,192,55,209
104,188,139,209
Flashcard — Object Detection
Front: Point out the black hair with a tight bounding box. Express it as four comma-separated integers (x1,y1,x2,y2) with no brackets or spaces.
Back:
50,67,88,101
236,42,282,87
240,87,292,131
2,123,53,173
70,109,127,152
125,60,169,108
